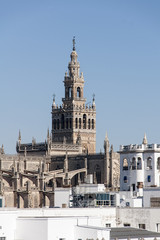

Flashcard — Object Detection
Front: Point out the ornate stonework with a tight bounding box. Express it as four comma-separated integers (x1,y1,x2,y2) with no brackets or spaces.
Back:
51,39,96,154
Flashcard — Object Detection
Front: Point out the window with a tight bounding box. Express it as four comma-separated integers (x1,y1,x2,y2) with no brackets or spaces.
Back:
69,118,72,129
0,199,2,208
124,223,130,227
137,157,142,170
139,224,145,229
66,118,68,129
96,193,110,206
148,175,151,182
124,176,128,183
88,119,91,129
83,114,86,129
68,87,71,98
147,157,152,169
57,119,60,129
156,223,160,232
110,195,115,206
77,87,81,98
132,183,135,191
75,118,78,129
61,114,64,129
106,223,111,227
92,119,94,129
123,158,128,170
53,119,56,130
79,118,81,129
131,157,136,170
157,157,160,170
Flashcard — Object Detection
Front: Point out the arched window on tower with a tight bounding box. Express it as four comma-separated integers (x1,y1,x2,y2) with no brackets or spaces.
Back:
77,87,81,98
69,118,72,128
88,119,91,129
75,118,78,129
57,119,59,129
57,119,60,129
61,114,64,129
83,114,86,129
79,118,81,129
66,118,68,129
53,119,56,130
92,119,94,129
123,158,128,170
124,176,128,183
68,87,71,98
131,157,136,170
147,157,152,169
137,157,142,170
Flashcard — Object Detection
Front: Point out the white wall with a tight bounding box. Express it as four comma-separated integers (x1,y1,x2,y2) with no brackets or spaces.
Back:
16,218,48,240
0,210,17,240
1,207,160,239
143,188,160,207
54,187,71,207
117,208,160,232
16,207,117,227
15,216,109,240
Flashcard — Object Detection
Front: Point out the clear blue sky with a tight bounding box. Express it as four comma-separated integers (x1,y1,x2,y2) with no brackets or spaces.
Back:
0,0,160,154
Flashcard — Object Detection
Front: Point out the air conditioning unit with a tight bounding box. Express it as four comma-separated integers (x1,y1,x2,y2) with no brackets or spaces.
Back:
126,202,130,207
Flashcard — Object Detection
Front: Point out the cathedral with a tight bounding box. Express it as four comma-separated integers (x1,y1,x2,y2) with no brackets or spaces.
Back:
0,39,120,208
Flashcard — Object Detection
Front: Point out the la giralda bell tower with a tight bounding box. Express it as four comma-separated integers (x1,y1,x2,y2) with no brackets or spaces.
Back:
51,38,96,154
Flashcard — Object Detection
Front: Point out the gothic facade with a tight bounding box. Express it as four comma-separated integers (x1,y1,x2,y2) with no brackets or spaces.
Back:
0,39,120,208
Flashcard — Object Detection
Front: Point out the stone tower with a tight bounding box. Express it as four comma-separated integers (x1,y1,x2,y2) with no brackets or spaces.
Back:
51,38,96,153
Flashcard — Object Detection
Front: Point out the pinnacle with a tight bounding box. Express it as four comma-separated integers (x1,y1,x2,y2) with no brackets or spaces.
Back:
142,133,148,145
105,131,109,141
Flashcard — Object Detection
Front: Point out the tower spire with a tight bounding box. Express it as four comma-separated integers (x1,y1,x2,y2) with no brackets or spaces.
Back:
52,94,56,109
73,36,76,51
47,128,50,139
105,131,108,142
142,133,148,145
18,130,21,141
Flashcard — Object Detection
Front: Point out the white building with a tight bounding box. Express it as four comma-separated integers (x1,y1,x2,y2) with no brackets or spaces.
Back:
1,207,160,240
143,187,160,207
119,191,142,208
54,180,119,208
119,135,160,192
0,208,115,240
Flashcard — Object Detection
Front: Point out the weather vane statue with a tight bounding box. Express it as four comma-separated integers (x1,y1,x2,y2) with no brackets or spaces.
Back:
53,94,56,102
93,93,95,102
73,36,76,51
